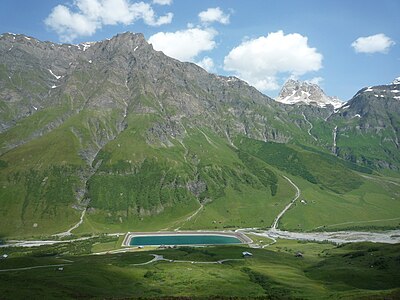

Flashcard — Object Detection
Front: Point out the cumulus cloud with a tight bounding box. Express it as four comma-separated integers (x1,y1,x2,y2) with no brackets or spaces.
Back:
223,30,323,91
45,0,173,42
148,28,217,61
153,0,172,5
196,56,215,72
44,5,99,42
351,33,395,54
199,7,230,25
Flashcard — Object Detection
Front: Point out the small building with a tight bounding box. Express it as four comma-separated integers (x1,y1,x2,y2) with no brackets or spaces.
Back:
1,254,8,259
242,251,253,257
57,267,64,271
295,252,303,258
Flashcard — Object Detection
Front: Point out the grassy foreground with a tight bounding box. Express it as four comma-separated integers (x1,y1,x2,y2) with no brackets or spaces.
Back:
0,237,399,299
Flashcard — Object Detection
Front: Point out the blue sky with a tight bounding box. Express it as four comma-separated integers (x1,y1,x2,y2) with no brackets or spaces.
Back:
0,0,399,100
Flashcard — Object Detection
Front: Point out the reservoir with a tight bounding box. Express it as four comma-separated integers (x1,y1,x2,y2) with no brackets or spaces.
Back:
130,234,242,246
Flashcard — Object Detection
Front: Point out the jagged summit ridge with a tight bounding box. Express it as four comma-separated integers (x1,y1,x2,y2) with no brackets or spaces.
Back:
351,77,400,101
392,77,400,85
275,79,343,109
0,30,279,142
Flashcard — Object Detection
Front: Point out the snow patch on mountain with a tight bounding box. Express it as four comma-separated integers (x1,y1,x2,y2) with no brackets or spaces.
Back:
356,78,400,100
392,77,400,85
48,69,61,79
78,42,96,51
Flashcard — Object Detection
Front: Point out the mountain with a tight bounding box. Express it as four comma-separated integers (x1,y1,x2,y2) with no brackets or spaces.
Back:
0,32,305,237
276,79,343,109
275,78,400,170
0,32,399,238
329,79,400,168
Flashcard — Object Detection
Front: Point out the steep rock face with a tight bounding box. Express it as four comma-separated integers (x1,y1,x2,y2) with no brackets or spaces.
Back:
338,82,400,120
0,32,292,148
276,79,343,109
331,80,400,168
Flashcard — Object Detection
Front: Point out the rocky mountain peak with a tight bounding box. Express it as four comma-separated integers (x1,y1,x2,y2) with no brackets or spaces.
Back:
352,78,400,103
392,77,400,85
78,32,150,55
275,79,343,109
336,79,400,124
106,32,146,46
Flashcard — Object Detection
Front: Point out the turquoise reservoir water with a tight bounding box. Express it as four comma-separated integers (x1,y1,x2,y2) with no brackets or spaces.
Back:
130,234,241,246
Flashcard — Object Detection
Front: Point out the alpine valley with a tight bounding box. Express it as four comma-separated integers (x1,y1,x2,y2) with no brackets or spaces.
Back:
1,32,400,299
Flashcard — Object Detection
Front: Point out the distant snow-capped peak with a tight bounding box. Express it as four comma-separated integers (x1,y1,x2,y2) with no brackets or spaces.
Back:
392,77,400,85
275,79,343,109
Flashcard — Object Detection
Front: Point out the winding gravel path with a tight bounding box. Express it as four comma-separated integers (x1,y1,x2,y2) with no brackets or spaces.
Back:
244,175,400,245
271,175,300,230
302,113,317,141
131,254,244,266
0,264,70,273
53,208,86,237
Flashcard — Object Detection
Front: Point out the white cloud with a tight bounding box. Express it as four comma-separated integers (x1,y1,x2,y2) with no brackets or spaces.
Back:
223,30,323,91
45,0,173,42
130,2,173,26
196,56,215,72
199,7,230,25
44,5,98,42
250,77,280,91
153,0,172,5
351,33,395,54
148,28,217,61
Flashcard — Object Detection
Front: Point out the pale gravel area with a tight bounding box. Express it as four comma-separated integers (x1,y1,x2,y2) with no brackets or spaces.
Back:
240,175,400,245
0,236,94,248
245,229,400,245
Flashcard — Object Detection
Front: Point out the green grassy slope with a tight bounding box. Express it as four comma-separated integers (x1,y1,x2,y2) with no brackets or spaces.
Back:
81,119,290,234
0,106,123,237
280,175,400,231
1,114,399,238
0,79,399,238
237,138,400,231
311,114,400,169
0,240,399,299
